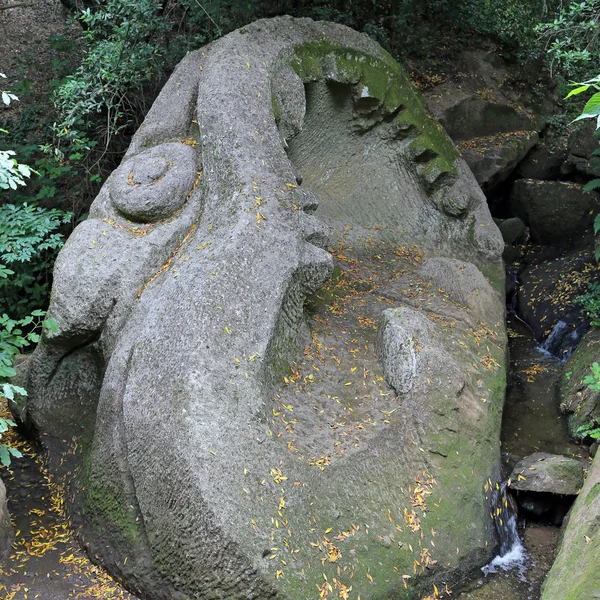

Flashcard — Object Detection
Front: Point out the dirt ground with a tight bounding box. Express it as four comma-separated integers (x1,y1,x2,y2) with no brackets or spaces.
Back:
0,401,138,599
0,0,77,91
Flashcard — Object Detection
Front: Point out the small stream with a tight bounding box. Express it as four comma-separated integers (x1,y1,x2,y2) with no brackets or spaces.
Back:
456,317,586,599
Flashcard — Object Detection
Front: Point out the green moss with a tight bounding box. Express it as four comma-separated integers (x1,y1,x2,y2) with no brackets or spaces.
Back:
271,95,282,121
80,443,140,547
585,482,600,505
289,41,458,177
480,261,506,296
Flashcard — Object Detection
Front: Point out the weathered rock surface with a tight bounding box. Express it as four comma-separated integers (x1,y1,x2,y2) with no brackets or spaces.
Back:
516,245,597,345
458,131,539,191
498,217,526,246
561,328,600,437
21,17,506,599
0,478,13,564
424,49,548,193
541,453,600,600
510,179,600,245
516,142,567,181
510,452,584,496
568,121,599,161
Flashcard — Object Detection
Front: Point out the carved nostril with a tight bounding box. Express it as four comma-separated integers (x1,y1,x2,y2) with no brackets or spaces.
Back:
300,214,331,249
300,191,320,214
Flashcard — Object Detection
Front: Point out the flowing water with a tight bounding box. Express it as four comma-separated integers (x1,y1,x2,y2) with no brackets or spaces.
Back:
455,318,587,599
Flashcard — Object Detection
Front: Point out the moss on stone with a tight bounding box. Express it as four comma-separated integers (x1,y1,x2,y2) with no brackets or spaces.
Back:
80,443,140,547
560,328,600,436
271,95,282,121
289,41,458,177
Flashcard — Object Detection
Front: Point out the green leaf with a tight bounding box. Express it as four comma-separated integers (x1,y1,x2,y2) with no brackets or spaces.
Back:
585,180,600,193
0,446,10,467
8,447,22,458
43,318,58,333
565,84,590,98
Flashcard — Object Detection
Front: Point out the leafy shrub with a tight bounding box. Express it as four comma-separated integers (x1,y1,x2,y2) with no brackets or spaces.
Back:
536,0,600,78
52,0,169,158
576,282,600,325
0,312,57,466
0,73,34,191
0,203,71,320
575,362,600,441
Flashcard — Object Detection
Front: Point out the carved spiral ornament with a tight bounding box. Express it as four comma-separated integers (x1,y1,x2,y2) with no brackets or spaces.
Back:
110,142,197,223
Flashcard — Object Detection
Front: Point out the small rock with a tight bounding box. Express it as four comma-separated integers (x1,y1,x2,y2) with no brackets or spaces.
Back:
498,217,526,245
510,452,583,496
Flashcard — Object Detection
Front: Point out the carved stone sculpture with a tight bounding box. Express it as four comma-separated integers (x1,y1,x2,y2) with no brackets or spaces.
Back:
21,17,506,599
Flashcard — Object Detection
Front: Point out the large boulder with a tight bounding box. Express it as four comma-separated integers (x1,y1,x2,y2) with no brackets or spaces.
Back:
424,49,548,193
509,452,584,525
21,17,506,599
458,131,538,192
516,246,597,345
541,453,600,600
516,142,568,181
510,179,600,245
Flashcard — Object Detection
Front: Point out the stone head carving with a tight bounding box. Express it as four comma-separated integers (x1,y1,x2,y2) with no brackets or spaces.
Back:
22,17,505,599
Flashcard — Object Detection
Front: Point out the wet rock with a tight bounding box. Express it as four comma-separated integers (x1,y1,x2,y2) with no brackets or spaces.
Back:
560,328,600,438
510,179,600,244
541,452,600,600
516,143,568,181
516,245,595,345
459,131,538,191
0,478,13,564
498,217,526,246
510,452,584,496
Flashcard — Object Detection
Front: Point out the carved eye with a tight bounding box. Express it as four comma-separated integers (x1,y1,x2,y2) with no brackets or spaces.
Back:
110,142,198,223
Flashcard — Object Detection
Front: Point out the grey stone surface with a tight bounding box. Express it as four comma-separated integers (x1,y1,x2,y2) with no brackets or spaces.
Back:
0,478,13,564
541,453,600,600
516,143,567,181
510,179,600,244
568,120,599,160
460,131,538,191
498,217,526,246
23,17,506,599
510,452,584,496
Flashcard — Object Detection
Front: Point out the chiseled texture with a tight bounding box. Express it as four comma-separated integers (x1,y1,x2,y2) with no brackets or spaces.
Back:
0,478,13,564
22,17,506,599
541,454,600,600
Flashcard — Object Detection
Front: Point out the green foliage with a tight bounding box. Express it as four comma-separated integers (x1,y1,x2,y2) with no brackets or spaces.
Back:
536,0,600,77
52,0,169,157
0,311,57,467
575,362,600,441
567,76,600,259
0,73,35,191
0,203,71,320
576,282,600,325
